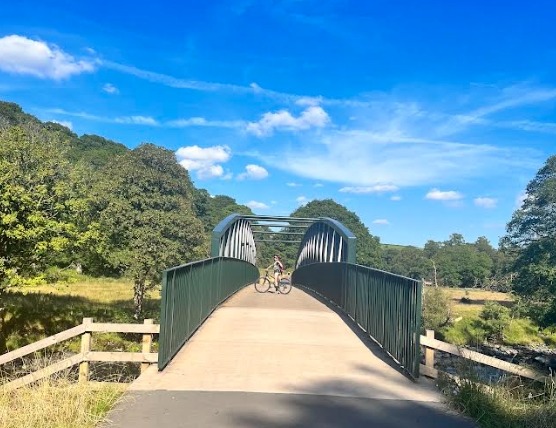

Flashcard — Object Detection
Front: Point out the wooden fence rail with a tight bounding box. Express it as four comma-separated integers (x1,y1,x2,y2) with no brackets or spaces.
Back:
420,329,545,382
0,318,160,390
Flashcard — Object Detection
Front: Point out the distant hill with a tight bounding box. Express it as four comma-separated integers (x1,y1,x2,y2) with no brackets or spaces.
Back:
0,101,127,168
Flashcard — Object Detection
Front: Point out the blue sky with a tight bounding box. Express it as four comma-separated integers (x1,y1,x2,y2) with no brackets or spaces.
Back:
0,0,555,247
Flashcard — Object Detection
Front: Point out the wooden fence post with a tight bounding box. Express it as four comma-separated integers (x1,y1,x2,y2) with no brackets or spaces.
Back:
425,329,435,370
141,319,154,373
79,318,93,382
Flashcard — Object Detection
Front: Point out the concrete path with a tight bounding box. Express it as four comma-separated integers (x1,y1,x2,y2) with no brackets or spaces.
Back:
103,286,476,427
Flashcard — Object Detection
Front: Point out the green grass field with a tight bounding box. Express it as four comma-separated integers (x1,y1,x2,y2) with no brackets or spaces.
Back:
0,278,161,354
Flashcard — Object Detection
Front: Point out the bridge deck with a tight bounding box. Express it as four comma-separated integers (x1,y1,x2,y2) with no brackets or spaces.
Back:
104,286,476,427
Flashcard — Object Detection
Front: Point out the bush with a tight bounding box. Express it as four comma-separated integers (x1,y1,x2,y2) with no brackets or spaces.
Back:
422,287,452,332
480,302,511,342
43,266,83,284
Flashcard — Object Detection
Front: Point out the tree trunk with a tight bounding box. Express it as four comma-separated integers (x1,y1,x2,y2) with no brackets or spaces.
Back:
133,280,145,320
432,260,438,287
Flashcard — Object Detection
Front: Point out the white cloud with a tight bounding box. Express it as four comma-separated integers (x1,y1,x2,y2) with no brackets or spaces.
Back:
372,219,390,225
426,189,464,201
114,115,158,125
390,195,402,201
45,108,243,129
246,106,330,137
287,182,301,187
474,197,497,209
0,35,96,79
339,184,398,194
51,120,72,130
262,126,537,189
103,83,119,94
296,96,323,106
237,164,269,180
246,200,270,210
175,145,231,179
296,196,309,206
314,183,324,188
167,117,244,128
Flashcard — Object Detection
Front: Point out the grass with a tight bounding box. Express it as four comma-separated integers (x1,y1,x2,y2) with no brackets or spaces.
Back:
0,279,159,427
425,287,556,348
0,378,125,428
440,372,556,428
0,278,161,355
446,288,513,319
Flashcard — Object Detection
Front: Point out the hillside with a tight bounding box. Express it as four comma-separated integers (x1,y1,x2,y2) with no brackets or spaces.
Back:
0,101,128,168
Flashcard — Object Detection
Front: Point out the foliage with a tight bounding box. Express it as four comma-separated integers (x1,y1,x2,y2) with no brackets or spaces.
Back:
0,279,159,354
502,155,556,327
0,101,41,128
504,318,544,346
422,286,452,332
479,302,511,342
443,317,487,346
384,234,503,287
193,191,254,233
439,373,556,428
0,127,80,288
89,144,207,317
382,245,430,279
69,134,128,168
291,199,383,268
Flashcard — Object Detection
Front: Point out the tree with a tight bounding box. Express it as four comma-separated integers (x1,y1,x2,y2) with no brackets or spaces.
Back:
291,199,382,268
381,245,431,280
501,155,556,326
193,192,254,233
0,127,79,287
90,144,207,317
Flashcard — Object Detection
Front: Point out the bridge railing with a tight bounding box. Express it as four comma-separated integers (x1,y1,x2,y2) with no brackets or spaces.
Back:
158,257,259,370
292,262,422,379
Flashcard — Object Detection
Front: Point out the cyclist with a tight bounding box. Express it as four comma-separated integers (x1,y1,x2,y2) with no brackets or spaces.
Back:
267,255,284,291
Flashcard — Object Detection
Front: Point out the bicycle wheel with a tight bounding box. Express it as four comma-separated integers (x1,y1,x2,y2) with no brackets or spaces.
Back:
254,276,271,293
277,278,292,294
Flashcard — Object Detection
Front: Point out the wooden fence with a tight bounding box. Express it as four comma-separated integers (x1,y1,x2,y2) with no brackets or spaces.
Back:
0,317,160,390
420,329,545,382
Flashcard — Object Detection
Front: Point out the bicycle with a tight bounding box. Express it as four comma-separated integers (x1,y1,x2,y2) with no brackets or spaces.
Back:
254,269,292,294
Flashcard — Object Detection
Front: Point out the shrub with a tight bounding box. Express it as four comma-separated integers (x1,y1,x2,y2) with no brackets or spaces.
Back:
480,302,511,342
422,286,452,332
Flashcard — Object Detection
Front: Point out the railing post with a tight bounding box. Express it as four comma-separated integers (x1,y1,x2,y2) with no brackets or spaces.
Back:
79,318,93,382
141,319,154,373
425,329,435,370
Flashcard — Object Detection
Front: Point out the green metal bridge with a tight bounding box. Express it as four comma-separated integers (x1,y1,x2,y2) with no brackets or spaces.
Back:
104,214,477,427
159,213,422,379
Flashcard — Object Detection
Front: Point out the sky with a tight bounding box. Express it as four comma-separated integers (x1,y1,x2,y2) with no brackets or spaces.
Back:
0,0,555,247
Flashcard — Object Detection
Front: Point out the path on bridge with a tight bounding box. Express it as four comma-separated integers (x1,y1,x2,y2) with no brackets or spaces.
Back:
104,286,475,427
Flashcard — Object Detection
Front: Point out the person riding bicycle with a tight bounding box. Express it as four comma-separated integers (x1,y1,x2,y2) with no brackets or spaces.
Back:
267,255,284,290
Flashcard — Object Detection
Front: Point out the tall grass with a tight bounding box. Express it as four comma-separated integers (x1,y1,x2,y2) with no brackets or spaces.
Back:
439,370,556,428
0,378,125,428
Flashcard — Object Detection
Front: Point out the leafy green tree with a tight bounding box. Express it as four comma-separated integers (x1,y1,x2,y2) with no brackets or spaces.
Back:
382,245,431,280
193,192,254,233
422,286,452,332
501,155,556,326
90,144,207,317
479,302,511,342
291,199,382,268
0,127,79,287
